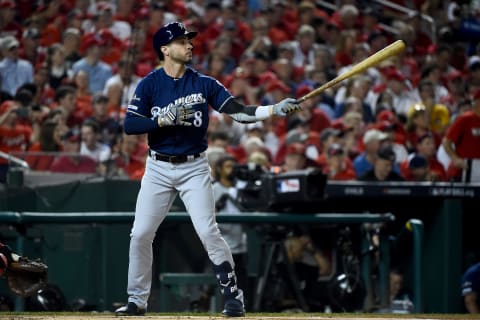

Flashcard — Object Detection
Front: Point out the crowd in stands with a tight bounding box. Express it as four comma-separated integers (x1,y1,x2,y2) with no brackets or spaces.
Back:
1,0,480,183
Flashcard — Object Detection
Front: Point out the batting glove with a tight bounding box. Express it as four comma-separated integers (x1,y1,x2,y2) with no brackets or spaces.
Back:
157,105,176,127
174,104,195,126
272,98,302,116
157,105,196,127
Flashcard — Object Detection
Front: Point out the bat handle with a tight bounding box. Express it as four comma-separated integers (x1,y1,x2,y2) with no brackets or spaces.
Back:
295,97,306,104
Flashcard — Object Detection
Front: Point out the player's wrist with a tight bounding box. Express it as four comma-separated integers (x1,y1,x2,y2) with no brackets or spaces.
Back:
254,105,273,120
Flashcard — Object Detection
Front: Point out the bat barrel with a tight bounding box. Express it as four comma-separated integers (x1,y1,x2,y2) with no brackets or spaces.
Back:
297,40,406,103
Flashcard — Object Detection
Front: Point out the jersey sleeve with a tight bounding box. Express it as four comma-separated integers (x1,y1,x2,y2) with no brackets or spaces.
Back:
124,76,159,134
126,77,152,118
204,76,234,111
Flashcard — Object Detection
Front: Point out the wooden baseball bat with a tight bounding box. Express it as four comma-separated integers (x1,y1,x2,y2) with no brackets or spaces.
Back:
296,40,406,103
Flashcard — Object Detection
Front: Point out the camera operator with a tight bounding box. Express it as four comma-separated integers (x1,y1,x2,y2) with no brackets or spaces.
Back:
213,155,249,305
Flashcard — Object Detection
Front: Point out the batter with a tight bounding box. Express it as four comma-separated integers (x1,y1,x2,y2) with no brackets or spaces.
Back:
115,22,301,317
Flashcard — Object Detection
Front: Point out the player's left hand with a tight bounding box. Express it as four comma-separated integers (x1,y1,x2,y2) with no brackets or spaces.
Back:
272,98,302,116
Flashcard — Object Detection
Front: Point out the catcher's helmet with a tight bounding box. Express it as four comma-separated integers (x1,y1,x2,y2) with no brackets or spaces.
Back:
153,22,197,60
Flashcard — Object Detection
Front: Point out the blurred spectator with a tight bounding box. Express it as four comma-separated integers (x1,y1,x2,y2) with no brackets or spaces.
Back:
25,119,62,171
271,58,298,92
72,34,113,94
0,36,34,96
79,119,111,164
403,11,433,62
467,57,480,96
20,27,45,67
0,0,22,39
61,28,82,70
278,86,331,138
103,57,140,112
401,154,430,181
461,261,480,314
209,110,245,147
442,90,480,181
46,43,70,90
244,16,274,59
405,104,441,152
333,29,357,69
50,129,97,174
358,6,382,43
315,127,346,169
275,142,309,173
419,64,449,103
97,28,124,65
434,45,458,78
341,110,364,160
260,78,292,108
208,130,231,150
283,230,332,311
441,70,469,117
334,75,375,123
31,64,55,107
109,133,145,180
93,2,131,41
239,122,276,156
0,101,32,181
358,145,404,181
292,24,321,68
322,143,356,180
204,37,236,75
367,68,418,117
266,0,296,46
389,268,414,313
376,121,408,164
410,80,450,136
401,132,446,182
52,85,84,130
238,136,270,165
353,129,387,177
73,69,94,119
86,94,122,146
38,0,64,47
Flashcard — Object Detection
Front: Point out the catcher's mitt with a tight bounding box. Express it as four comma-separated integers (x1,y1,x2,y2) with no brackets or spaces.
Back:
7,254,48,297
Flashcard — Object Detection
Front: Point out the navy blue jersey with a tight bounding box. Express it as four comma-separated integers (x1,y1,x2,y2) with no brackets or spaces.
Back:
125,67,233,155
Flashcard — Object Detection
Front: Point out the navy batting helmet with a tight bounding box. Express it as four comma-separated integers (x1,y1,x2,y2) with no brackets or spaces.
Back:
153,22,197,60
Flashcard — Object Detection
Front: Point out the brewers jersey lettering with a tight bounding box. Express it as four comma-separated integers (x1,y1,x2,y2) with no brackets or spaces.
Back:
127,67,232,155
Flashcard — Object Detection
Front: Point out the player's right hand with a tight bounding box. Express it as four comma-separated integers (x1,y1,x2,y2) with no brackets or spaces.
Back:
272,98,302,116
157,105,176,127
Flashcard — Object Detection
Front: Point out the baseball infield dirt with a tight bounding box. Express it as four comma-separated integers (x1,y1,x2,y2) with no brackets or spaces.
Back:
1,314,478,320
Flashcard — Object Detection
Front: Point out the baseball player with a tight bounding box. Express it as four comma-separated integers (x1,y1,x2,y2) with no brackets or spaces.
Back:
115,22,301,317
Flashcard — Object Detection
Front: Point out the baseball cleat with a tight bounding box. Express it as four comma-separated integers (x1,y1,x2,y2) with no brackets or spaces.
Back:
115,302,146,316
222,297,245,317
